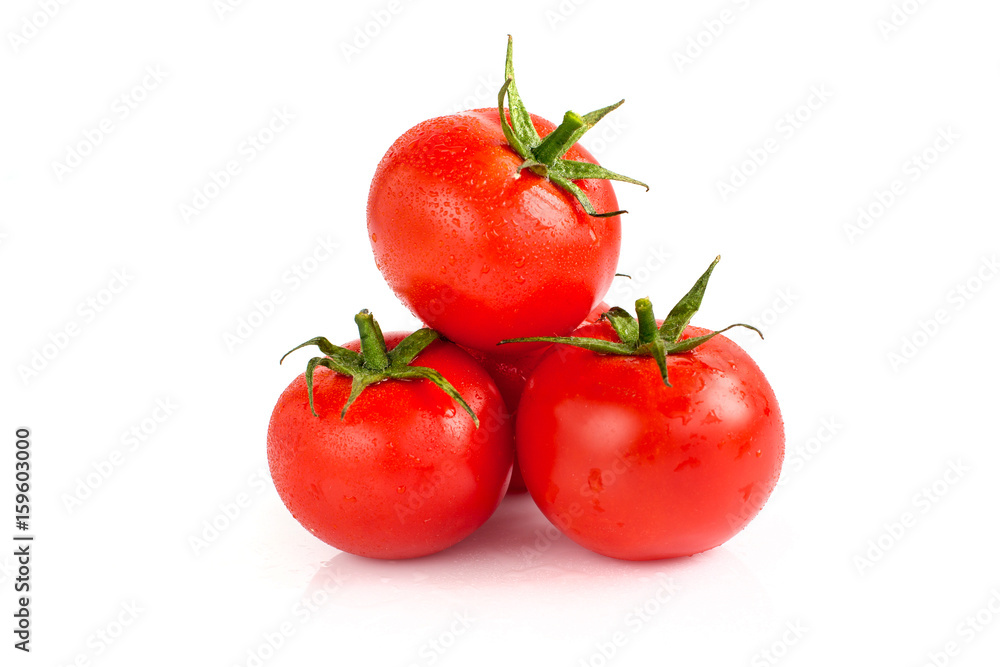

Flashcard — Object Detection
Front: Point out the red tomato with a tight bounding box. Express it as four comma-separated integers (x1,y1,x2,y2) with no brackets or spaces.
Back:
268,332,513,559
515,322,784,560
367,108,622,353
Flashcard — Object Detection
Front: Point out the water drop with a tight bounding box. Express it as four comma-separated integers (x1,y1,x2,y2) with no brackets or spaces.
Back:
588,468,604,493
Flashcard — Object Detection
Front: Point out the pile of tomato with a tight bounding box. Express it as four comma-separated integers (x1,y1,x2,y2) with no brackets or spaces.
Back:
267,38,784,562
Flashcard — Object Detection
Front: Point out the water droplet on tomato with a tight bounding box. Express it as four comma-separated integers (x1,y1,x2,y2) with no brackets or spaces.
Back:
443,406,456,418
397,486,406,494
480,264,491,274
370,232,377,242
344,495,357,503
588,469,603,493
701,410,722,425
514,275,525,284
513,256,526,268
674,457,701,472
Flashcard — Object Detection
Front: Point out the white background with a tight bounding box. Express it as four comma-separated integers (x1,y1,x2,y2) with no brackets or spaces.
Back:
2,0,999,665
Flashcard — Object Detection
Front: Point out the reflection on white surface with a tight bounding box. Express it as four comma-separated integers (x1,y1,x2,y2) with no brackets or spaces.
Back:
232,487,789,666
304,494,773,633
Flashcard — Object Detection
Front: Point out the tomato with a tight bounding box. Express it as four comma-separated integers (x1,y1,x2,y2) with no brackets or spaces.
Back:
504,259,784,560
267,314,513,559
515,323,783,560
367,37,645,353
368,109,619,352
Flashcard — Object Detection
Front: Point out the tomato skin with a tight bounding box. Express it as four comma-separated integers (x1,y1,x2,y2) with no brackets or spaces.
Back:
367,108,622,353
516,323,784,560
267,333,513,559
461,301,612,494
460,345,547,494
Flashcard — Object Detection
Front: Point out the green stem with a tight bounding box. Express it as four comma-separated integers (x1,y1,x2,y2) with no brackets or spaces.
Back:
636,298,658,345
497,258,759,387
354,310,389,371
532,111,586,165
496,37,646,216
285,312,479,425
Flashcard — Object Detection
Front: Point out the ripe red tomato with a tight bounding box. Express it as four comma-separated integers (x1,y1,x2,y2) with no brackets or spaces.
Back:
268,330,513,559
515,321,784,560
367,38,646,354
368,108,621,352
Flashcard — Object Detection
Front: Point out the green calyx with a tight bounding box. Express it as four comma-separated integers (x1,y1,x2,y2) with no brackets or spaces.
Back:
280,310,479,426
498,257,762,386
497,35,648,218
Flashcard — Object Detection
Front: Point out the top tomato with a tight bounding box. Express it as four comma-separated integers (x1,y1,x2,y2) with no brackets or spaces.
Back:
366,37,646,353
